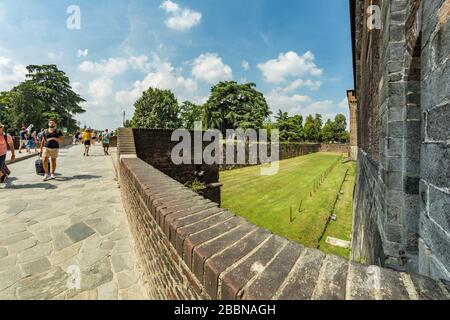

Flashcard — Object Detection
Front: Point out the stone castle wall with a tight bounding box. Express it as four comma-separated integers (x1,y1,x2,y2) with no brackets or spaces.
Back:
351,0,449,280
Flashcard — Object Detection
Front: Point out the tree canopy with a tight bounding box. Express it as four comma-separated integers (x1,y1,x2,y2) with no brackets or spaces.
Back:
179,101,205,130
0,65,85,134
204,81,271,132
131,87,180,129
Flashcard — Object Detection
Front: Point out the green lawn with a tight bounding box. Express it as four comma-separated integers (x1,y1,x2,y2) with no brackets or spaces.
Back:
220,152,355,258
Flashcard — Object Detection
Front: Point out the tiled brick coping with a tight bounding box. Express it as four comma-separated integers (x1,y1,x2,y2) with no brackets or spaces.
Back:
117,128,450,300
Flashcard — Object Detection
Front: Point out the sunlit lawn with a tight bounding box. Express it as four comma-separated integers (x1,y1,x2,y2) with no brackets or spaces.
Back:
220,152,355,258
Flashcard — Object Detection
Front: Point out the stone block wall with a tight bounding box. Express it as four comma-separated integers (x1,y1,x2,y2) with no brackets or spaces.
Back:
116,128,450,300
351,0,449,280
418,0,450,280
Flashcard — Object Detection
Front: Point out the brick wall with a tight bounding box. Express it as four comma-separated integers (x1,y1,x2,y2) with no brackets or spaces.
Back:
133,129,221,204
116,127,449,300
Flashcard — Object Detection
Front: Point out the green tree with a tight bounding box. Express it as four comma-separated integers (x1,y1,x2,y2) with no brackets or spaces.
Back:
0,65,85,133
314,114,323,142
131,87,180,129
321,119,334,143
303,115,318,142
204,81,270,132
275,111,304,142
179,101,205,130
332,114,349,143
291,114,304,141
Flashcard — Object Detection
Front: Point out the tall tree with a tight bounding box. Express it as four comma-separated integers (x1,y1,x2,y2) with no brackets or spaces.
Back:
131,87,180,129
0,65,85,133
179,101,205,130
303,115,315,142
204,81,270,132
291,114,304,142
314,114,323,142
321,119,334,143
332,114,349,143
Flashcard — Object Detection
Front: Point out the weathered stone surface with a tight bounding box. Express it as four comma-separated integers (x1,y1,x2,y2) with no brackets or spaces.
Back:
242,241,303,300
21,258,52,276
0,145,147,300
65,223,96,243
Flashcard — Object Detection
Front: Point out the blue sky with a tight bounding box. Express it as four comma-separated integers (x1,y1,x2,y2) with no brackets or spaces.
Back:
0,0,353,130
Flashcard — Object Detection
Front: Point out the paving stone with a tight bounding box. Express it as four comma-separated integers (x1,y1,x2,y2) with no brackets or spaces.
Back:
97,281,118,300
18,242,53,264
21,258,52,276
0,247,7,259
0,267,24,291
65,223,96,243
111,254,132,273
80,257,114,291
118,284,147,300
16,267,69,300
0,255,17,270
0,231,34,246
49,242,82,266
53,233,75,251
0,224,27,237
2,145,146,300
94,220,116,236
117,270,139,289
7,238,39,254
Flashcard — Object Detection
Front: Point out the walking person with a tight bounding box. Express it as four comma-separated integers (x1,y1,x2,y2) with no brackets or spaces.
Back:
102,129,112,155
82,129,92,157
26,127,36,154
0,123,15,184
18,126,27,153
40,119,63,181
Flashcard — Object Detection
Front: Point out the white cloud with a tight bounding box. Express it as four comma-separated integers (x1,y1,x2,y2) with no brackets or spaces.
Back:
0,56,27,91
266,88,338,121
115,56,198,107
77,49,89,58
128,55,151,72
160,0,180,13
258,51,323,83
338,97,348,109
282,79,322,92
241,60,250,71
266,89,312,114
88,77,113,99
71,82,83,93
191,53,233,84
78,55,152,77
160,1,202,31
78,58,129,77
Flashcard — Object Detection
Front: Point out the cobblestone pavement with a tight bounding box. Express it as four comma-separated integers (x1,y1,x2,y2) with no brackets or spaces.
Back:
0,144,148,300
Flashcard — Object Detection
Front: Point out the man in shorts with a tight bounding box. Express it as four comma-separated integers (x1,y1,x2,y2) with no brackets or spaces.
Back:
40,119,63,181
82,129,92,156
0,123,15,183
102,129,112,155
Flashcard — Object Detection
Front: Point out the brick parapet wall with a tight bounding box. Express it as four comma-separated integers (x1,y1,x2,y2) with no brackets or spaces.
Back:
116,129,449,300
